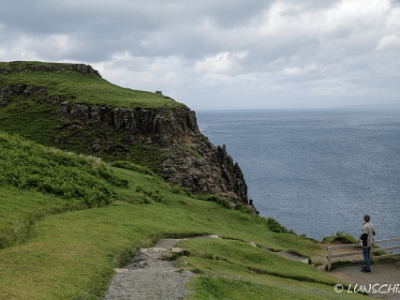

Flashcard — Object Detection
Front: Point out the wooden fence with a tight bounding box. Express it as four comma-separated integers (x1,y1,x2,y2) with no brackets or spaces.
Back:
327,237,400,271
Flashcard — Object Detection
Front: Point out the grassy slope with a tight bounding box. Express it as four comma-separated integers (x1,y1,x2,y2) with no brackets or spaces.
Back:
0,132,365,300
0,61,181,109
0,61,174,171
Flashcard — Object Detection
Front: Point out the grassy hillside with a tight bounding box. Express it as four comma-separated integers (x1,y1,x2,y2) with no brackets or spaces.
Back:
0,61,178,171
0,61,181,109
0,132,365,300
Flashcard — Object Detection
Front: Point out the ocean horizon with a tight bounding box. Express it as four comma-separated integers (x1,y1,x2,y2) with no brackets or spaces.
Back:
197,109,400,241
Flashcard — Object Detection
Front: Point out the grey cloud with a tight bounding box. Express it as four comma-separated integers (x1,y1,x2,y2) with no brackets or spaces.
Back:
188,0,272,28
1,0,273,60
1,0,400,109
0,1,315,62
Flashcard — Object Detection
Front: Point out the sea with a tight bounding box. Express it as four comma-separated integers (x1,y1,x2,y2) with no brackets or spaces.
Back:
196,109,400,241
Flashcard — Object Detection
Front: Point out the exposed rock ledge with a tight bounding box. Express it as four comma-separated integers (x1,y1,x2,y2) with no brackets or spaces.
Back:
54,101,248,204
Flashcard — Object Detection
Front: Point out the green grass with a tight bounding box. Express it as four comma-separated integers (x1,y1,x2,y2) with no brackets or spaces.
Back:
0,61,182,109
176,238,336,285
110,160,156,176
189,276,364,300
0,132,366,299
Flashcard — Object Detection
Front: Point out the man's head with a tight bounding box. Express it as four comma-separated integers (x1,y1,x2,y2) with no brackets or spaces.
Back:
364,214,371,222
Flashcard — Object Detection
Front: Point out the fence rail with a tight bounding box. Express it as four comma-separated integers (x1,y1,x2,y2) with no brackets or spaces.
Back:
327,237,400,270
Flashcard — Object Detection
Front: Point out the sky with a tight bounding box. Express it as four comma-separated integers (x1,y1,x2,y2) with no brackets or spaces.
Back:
1,0,400,110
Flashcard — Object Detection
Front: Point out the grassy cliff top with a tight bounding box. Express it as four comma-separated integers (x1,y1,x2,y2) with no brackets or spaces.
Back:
0,61,183,109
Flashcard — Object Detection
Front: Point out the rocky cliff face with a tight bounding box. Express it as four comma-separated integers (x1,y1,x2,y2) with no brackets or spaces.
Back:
0,62,249,205
54,101,248,204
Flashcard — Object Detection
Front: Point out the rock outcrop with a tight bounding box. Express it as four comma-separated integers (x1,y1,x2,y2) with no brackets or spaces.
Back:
53,101,248,204
0,61,101,76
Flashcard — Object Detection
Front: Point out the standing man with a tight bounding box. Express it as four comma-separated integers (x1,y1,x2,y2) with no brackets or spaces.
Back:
360,214,375,273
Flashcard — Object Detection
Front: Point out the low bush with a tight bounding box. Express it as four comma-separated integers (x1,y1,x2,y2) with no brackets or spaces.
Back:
135,185,167,204
170,184,192,197
234,203,254,214
266,217,296,235
322,231,357,244
202,195,231,209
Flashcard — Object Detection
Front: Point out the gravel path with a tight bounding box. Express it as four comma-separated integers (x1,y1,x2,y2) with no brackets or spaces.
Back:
104,238,193,300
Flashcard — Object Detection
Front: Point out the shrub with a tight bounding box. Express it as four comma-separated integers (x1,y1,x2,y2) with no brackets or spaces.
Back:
0,212,44,248
96,165,129,187
135,185,167,204
203,195,231,209
322,231,357,244
170,185,192,196
266,217,296,235
234,203,254,214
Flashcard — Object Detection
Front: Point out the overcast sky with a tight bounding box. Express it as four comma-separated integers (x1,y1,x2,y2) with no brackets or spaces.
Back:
1,0,400,110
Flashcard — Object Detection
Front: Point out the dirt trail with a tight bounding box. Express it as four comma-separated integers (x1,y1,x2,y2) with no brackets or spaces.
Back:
104,238,192,300
104,235,221,300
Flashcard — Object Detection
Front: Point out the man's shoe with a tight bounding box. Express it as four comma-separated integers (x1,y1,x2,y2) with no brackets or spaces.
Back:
361,268,371,273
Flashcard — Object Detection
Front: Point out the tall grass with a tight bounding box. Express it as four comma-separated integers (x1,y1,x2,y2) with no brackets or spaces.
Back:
0,132,127,208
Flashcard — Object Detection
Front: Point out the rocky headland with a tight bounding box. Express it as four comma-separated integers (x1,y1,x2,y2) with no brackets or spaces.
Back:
0,62,250,206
